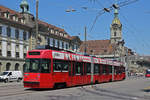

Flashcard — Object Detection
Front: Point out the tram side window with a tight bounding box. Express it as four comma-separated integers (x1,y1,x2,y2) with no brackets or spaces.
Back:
53,59,62,72
75,62,83,75
102,65,107,74
108,65,112,74
94,64,100,74
40,59,51,73
86,63,91,74
119,67,122,74
122,67,125,73
100,65,102,75
62,61,69,72
53,59,69,72
114,66,119,74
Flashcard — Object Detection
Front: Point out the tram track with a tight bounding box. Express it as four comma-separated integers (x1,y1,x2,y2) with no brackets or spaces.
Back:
0,90,32,98
79,86,150,100
93,86,150,100
0,83,23,91
0,87,41,98
0,83,38,98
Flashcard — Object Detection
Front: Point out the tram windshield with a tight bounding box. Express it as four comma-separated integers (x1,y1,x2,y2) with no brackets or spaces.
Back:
24,59,51,73
146,70,150,74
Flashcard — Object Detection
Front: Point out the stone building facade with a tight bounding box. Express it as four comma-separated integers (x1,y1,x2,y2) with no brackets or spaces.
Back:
0,0,81,73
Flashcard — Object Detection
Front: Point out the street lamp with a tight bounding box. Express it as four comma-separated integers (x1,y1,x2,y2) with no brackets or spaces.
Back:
65,8,76,13
35,0,39,49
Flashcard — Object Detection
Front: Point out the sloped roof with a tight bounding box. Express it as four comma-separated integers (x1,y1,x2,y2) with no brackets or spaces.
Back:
0,5,22,17
0,5,67,33
80,40,115,55
38,20,66,33
0,5,80,41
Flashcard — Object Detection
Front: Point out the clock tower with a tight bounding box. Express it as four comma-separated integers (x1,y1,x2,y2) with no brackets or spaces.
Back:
110,8,122,44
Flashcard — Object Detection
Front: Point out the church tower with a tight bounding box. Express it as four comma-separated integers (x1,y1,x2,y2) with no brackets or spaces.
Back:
110,8,122,44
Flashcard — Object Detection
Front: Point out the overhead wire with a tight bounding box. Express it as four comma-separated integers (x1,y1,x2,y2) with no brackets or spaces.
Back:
119,11,150,54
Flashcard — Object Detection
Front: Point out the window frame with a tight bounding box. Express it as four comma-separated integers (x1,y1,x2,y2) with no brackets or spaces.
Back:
7,27,11,37
53,59,70,72
75,62,83,75
0,26,2,35
94,64,100,74
15,29,19,39
86,63,91,75
23,31,27,40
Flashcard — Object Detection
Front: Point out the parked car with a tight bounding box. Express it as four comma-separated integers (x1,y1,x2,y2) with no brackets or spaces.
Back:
0,71,23,83
136,73,144,77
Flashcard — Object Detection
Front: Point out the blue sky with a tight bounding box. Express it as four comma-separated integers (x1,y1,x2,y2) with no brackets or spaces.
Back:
0,0,150,55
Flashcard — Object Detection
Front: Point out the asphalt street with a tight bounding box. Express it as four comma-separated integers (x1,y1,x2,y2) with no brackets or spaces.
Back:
0,77,150,100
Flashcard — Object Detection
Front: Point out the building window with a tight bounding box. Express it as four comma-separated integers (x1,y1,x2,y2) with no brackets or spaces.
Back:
4,12,9,19
72,45,74,51
21,19,24,23
50,38,53,46
23,31,26,40
0,26,2,35
114,31,117,36
57,40,60,48
24,53,26,58
53,39,55,47
59,41,62,48
15,29,19,39
24,45,26,49
55,39,58,47
13,16,16,21
15,63,19,71
0,41,1,48
62,42,64,49
66,43,68,50
16,52,19,58
7,51,11,57
51,29,54,34
0,50,2,56
6,63,11,71
47,38,50,45
7,27,11,37
0,62,2,72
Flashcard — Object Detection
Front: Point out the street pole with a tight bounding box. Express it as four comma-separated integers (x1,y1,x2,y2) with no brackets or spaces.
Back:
112,65,114,81
90,50,94,86
112,45,116,81
91,56,94,85
35,0,39,49
125,49,129,79
84,26,87,55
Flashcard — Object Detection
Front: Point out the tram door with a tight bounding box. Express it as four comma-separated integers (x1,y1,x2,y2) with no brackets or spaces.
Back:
71,62,84,85
68,61,73,86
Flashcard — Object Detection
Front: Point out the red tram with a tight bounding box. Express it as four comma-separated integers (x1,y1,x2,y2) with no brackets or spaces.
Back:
145,69,150,77
23,49,125,88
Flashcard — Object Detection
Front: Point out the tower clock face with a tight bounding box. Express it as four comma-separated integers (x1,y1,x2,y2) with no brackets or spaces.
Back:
113,27,117,31
113,24,118,28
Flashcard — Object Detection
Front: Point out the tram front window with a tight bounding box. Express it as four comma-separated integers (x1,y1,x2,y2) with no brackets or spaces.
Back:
146,70,150,74
24,59,50,73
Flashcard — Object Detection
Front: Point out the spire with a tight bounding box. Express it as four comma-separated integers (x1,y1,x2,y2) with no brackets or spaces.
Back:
112,7,121,25
114,0,118,18
114,8,118,18
20,0,29,13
